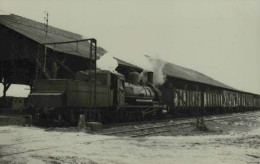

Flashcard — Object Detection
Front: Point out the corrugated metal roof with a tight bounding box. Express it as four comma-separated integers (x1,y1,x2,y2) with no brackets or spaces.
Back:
114,55,235,90
145,55,236,90
0,14,107,59
114,57,143,72
0,14,237,91
163,61,236,90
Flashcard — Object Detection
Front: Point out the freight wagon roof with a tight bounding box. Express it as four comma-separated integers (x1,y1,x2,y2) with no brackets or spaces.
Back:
0,14,107,59
145,56,237,90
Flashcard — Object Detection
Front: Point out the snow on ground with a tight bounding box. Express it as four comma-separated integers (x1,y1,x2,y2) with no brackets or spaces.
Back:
0,113,260,164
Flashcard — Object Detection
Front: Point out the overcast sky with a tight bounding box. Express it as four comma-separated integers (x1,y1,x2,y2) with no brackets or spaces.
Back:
0,0,260,96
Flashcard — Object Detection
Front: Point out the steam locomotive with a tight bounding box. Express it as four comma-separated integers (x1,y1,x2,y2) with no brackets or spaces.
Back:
28,70,166,125
27,69,260,126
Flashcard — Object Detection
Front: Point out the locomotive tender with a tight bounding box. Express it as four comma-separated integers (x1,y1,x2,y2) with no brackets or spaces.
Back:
28,70,165,124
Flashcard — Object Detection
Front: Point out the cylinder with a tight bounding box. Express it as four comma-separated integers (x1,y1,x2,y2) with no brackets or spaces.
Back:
147,72,153,84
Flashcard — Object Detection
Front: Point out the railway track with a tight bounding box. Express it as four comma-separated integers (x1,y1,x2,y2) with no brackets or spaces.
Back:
99,112,260,137
1,111,259,159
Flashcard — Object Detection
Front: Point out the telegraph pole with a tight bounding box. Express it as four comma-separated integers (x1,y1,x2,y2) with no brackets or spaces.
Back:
43,12,48,73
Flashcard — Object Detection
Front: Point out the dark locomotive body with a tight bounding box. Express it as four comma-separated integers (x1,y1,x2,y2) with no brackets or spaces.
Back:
28,70,165,124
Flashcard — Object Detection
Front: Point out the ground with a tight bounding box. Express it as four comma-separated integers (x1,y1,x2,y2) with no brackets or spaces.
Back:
0,111,260,164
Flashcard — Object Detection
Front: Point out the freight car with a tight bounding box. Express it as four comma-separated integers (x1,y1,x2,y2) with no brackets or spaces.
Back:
161,87,260,116
27,70,166,125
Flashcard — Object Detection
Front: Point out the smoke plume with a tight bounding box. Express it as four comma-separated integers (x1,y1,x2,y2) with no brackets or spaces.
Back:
97,53,118,72
97,53,166,85
127,54,166,85
146,55,166,85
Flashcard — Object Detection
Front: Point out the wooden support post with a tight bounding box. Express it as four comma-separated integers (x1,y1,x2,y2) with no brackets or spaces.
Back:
29,84,33,94
34,58,52,79
174,88,187,106
51,56,58,79
53,56,75,78
3,83,11,98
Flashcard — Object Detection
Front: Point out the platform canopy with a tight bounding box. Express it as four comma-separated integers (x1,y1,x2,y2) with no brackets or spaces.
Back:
0,14,240,96
162,60,236,90
0,14,107,96
115,55,237,91
0,14,107,59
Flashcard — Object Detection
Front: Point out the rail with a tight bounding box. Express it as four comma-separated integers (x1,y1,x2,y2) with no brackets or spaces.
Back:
100,112,259,137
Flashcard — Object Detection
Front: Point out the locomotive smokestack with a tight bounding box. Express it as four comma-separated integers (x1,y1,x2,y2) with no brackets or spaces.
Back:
128,72,140,84
147,72,153,84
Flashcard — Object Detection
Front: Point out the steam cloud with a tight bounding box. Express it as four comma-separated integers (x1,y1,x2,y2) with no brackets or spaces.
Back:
147,56,166,85
126,54,166,85
97,53,166,85
97,53,118,72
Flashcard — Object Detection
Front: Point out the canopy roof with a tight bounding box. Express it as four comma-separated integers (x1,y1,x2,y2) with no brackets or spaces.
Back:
0,14,107,59
162,60,236,90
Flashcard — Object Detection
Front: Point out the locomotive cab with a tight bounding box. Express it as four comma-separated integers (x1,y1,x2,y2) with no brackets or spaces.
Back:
75,70,126,106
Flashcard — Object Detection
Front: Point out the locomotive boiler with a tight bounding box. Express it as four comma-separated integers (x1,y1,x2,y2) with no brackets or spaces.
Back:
125,72,161,105
28,70,165,125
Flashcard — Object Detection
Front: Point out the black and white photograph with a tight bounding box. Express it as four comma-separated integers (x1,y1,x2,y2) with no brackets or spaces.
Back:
0,0,260,163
